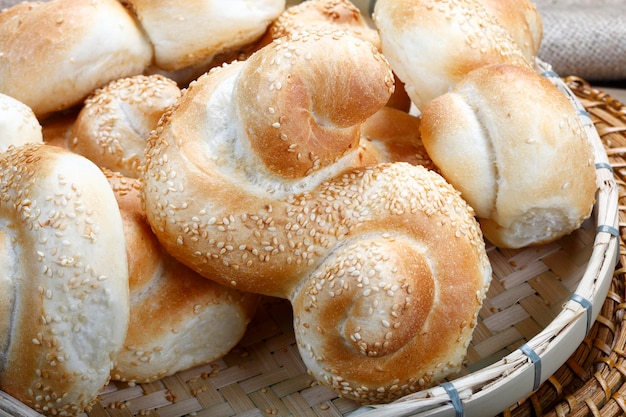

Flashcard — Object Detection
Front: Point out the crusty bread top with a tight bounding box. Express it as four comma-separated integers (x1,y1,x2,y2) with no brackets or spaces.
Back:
0,144,129,415
0,0,152,119
420,64,597,248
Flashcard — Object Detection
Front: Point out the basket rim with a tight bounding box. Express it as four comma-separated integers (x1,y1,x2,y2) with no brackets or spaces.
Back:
347,61,621,417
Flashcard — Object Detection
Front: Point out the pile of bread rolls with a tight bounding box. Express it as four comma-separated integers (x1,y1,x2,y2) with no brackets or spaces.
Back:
0,0,598,414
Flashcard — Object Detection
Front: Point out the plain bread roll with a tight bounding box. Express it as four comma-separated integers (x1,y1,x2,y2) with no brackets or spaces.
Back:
121,0,285,72
0,0,153,119
420,64,597,248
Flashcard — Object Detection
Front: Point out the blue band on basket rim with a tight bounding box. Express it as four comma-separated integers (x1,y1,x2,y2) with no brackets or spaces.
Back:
519,344,542,391
441,382,464,417
570,294,593,335
597,224,620,237
595,162,614,173
540,70,560,79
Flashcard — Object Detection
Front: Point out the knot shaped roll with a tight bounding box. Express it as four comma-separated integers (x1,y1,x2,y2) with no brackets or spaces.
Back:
235,29,393,179
0,143,129,416
142,30,492,403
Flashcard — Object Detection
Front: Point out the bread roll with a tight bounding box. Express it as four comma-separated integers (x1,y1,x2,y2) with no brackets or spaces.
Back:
70,75,181,178
0,0,152,120
480,0,543,63
142,29,492,404
420,64,597,248
0,93,42,151
270,0,380,49
121,0,285,72
0,144,129,416
373,0,533,111
104,171,257,384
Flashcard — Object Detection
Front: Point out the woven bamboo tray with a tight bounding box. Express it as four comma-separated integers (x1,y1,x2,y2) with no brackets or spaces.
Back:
0,78,623,417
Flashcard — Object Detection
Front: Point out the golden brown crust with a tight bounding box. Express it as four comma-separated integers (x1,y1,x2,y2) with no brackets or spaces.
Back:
70,75,181,179
480,0,543,62
121,0,285,72
235,30,393,179
270,0,380,49
0,93,43,151
141,29,492,404
420,64,597,248
0,0,152,119
0,144,129,416
105,171,258,384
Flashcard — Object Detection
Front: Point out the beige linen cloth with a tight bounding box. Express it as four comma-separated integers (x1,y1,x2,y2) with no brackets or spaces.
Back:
1,0,625,81
534,0,626,81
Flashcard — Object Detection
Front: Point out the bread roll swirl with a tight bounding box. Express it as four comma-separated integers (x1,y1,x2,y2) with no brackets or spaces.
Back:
235,30,393,179
142,30,491,403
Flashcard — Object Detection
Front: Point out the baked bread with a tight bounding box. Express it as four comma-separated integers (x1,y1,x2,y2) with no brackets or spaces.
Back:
0,113,129,414
270,0,381,50
0,93,43,151
420,64,597,248
141,29,492,404
104,171,257,384
269,0,411,112
0,0,152,119
120,0,285,72
373,0,534,111
480,0,543,63
70,74,181,178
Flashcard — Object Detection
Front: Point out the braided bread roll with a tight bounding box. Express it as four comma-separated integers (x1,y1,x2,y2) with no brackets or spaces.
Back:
0,0,152,119
142,30,492,404
0,95,129,415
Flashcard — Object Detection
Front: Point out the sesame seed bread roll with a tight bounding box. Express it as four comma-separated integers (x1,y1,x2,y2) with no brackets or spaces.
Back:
373,0,533,111
420,64,597,248
142,29,492,404
103,171,257,384
121,0,285,72
70,75,182,179
0,144,129,416
0,0,153,120
480,0,543,63
270,0,381,50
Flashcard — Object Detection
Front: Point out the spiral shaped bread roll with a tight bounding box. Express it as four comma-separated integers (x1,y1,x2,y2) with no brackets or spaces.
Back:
105,171,258,384
142,29,492,403
0,94,129,415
